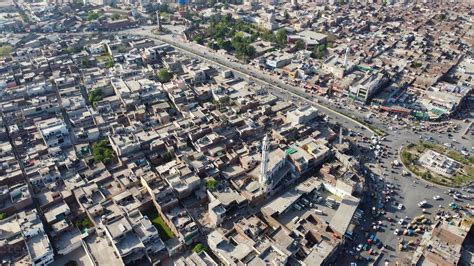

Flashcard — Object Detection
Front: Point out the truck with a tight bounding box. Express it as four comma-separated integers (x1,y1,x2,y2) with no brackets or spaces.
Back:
314,210,324,215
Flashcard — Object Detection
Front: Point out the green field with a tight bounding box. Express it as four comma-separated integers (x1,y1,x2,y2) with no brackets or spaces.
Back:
144,208,175,240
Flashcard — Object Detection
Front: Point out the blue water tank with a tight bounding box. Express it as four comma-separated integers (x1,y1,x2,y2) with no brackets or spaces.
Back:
177,0,188,5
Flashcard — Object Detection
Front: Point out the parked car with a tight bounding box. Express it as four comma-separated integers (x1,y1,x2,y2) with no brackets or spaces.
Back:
418,200,427,207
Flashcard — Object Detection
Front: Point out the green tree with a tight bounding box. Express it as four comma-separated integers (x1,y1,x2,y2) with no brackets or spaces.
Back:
74,218,93,229
111,13,121,21
91,139,115,164
275,29,288,48
216,38,230,50
412,61,422,68
66,46,78,54
105,58,115,68
81,57,91,67
192,243,207,253
0,213,6,220
88,88,104,108
311,44,327,59
117,45,127,53
421,171,432,179
194,35,204,45
157,68,172,82
401,151,412,163
0,45,13,57
261,30,276,43
205,179,218,191
284,11,290,20
295,39,305,50
87,11,101,21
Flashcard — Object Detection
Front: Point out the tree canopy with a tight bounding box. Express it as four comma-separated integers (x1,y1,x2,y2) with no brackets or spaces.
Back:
192,243,207,253
311,44,327,59
275,29,288,48
0,45,13,57
295,39,305,50
111,13,121,21
88,88,104,108
157,68,172,82
91,139,114,164
205,179,218,191
87,11,101,21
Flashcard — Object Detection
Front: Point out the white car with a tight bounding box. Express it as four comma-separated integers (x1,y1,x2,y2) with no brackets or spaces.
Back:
433,195,441,200
398,219,404,225
397,203,404,210
394,228,400,235
356,244,363,252
418,200,427,207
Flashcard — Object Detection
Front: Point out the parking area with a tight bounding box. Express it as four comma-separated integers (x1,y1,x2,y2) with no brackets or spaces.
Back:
279,191,338,230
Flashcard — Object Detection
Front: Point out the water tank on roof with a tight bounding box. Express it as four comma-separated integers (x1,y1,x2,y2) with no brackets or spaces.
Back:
177,0,188,5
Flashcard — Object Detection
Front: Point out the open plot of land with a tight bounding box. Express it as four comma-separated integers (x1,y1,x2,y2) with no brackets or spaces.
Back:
143,207,175,241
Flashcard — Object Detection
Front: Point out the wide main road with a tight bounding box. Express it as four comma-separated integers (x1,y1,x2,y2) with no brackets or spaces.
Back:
125,26,383,137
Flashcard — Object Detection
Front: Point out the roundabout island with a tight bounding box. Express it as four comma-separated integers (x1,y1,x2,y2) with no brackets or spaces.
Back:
400,141,474,187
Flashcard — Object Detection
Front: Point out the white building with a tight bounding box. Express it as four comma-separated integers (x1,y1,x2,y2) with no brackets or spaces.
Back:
286,106,318,126
36,118,70,148
348,72,388,102
418,150,460,178
87,42,106,55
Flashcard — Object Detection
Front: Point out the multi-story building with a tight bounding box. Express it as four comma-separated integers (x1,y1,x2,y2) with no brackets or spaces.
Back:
36,118,70,148
348,72,388,103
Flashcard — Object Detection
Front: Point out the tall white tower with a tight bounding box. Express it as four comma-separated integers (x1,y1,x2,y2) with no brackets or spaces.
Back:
343,46,350,69
259,135,270,186
339,127,343,144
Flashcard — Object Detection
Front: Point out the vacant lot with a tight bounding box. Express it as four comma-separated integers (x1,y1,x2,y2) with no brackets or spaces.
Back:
143,207,175,240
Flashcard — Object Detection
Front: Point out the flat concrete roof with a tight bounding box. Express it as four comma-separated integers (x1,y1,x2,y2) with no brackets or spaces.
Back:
262,178,322,217
329,195,360,235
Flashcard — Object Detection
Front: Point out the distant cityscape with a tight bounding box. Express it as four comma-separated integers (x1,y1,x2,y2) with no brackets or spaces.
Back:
0,0,473,266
